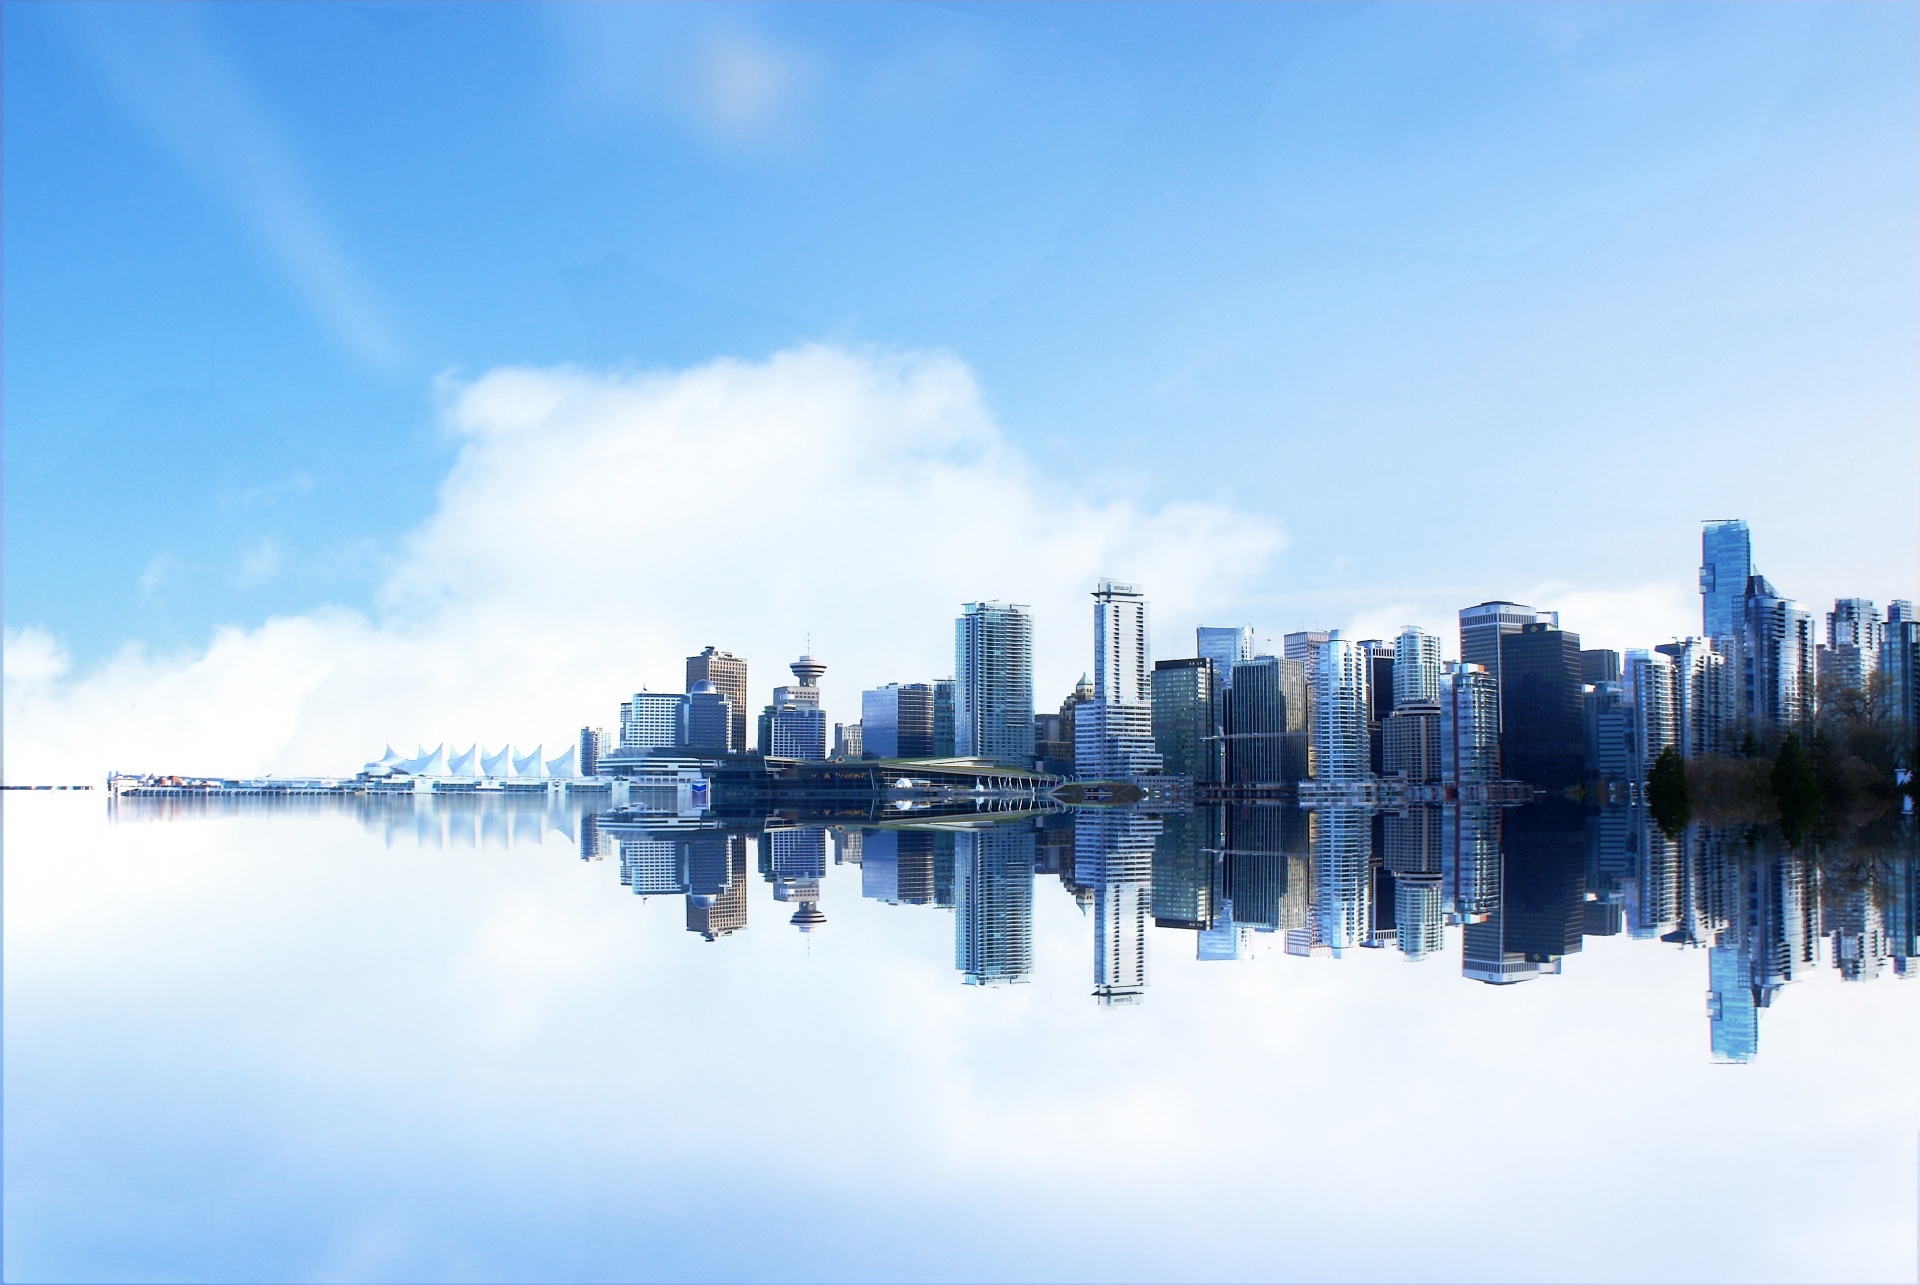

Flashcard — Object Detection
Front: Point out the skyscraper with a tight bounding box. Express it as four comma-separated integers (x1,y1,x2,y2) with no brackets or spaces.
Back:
861,682,934,758
1197,626,1255,690
1382,702,1441,783
1740,576,1816,734
1880,604,1920,736
1655,637,1731,758
1623,649,1676,785
1075,581,1162,779
683,680,734,752
1700,519,1752,642
1580,649,1622,685
1311,635,1371,783
1459,601,1557,728
1151,657,1222,783
1225,655,1308,785
1439,662,1500,789
1823,598,1882,693
932,679,957,756
955,602,1035,766
1392,626,1442,705
686,646,749,754
622,690,685,751
1500,623,1584,788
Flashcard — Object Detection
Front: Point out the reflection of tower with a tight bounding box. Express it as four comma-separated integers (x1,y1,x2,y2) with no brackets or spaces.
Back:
955,826,1036,985
1385,808,1445,960
1310,806,1373,953
1226,804,1308,936
1625,807,1681,939
1444,804,1501,926
1707,944,1758,1062
1150,808,1213,931
1074,809,1161,1005
619,835,682,897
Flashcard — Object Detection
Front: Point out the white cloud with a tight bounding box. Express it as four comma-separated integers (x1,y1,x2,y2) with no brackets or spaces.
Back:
5,346,1283,783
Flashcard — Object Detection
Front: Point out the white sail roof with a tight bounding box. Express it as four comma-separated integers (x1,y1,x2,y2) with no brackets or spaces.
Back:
545,745,577,778
481,745,513,778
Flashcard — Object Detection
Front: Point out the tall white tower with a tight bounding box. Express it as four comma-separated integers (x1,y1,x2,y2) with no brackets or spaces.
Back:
1076,580,1162,779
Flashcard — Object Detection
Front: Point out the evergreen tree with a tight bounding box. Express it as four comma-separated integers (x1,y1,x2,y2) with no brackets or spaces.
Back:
1647,744,1691,838
1772,731,1819,842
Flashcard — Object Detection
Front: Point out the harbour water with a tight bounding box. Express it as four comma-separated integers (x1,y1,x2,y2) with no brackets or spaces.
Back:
4,792,1917,1282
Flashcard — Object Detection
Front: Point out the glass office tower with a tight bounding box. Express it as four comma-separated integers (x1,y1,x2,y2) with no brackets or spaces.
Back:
1700,519,1752,642
955,602,1035,765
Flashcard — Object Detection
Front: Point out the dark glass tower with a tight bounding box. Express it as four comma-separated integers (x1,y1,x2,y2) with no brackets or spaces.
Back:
1500,623,1585,788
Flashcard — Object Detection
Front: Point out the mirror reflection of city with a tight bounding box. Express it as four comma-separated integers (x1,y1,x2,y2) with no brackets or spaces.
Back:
111,787,1919,1065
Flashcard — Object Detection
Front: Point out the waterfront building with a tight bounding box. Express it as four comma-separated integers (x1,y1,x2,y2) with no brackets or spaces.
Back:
1822,598,1882,694
686,647,750,753
1226,655,1309,785
1439,662,1500,789
861,682,934,758
1393,626,1443,705
1624,650,1676,785
1700,520,1753,642
955,602,1036,766
1583,681,1631,782
1580,649,1622,685
622,690,685,752
578,726,612,777
759,654,829,760
1459,601,1558,728
1048,674,1095,775
1881,604,1920,736
1655,638,1732,758
1197,626,1256,689
1740,576,1816,734
682,681,734,753
1311,635,1372,783
933,679,957,756
1151,657,1222,784
955,826,1037,986
1500,623,1584,789
1075,581,1163,779
1383,701,1441,783
832,721,863,761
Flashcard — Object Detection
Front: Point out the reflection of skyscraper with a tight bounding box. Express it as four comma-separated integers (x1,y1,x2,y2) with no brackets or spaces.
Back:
1445,804,1501,926
1461,801,1583,984
955,602,1035,766
1074,808,1161,1005
1309,806,1373,952
1150,808,1213,930
1224,805,1308,935
955,826,1036,985
767,826,828,930
1706,944,1758,1062
685,835,749,940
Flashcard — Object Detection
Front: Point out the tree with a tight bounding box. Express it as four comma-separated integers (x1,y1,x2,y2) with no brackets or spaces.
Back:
1772,732,1819,843
1647,744,1691,838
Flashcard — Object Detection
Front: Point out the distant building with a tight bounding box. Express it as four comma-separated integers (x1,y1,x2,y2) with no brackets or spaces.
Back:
1500,623,1584,789
1311,635,1372,783
622,690,685,751
1283,630,1332,665
1655,638,1731,758
1151,657,1222,784
1383,701,1441,784
1700,519,1752,642
1822,598,1882,694
1623,650,1676,784
759,655,829,760
1393,626,1443,705
683,680,734,752
1583,680,1630,782
1740,576,1816,734
1580,649,1622,685
861,682,934,758
1459,601,1557,729
578,726,612,776
1439,662,1500,788
1226,655,1308,785
1360,638,1395,774
1197,626,1255,689
955,602,1035,766
1881,603,1920,738
832,721,863,761
686,646,750,755
1075,581,1162,780
932,679,957,756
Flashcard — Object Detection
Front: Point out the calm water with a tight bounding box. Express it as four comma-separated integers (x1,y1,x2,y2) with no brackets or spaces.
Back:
5,792,1918,1282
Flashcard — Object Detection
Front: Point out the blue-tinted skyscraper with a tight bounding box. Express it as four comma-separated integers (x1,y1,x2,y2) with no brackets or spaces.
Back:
1197,626,1255,689
1700,520,1751,642
955,602,1035,766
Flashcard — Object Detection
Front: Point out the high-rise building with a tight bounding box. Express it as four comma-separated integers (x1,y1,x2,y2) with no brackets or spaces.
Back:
1623,650,1676,785
955,602,1035,766
1075,581,1162,780
1700,520,1752,642
1225,655,1308,784
683,680,735,752
622,690,685,751
686,646,749,754
1655,638,1731,758
1393,626,1443,705
1151,657,1222,783
1440,663,1500,789
1583,680,1630,782
1880,605,1920,736
861,682,934,758
1822,598,1882,694
1500,623,1584,788
1311,635,1371,783
578,726,612,776
932,679,957,756
1360,638,1395,774
1283,630,1332,665
954,826,1036,986
832,721,863,760
1459,601,1557,728
1580,649,1622,685
759,654,829,760
1740,576,1816,734
1383,701,1441,783
1311,806,1374,953
1197,626,1255,689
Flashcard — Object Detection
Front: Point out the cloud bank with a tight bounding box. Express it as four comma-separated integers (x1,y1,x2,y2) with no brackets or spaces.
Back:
5,346,1283,783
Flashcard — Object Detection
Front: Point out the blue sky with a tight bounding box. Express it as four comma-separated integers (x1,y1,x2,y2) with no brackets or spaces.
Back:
5,3,1916,690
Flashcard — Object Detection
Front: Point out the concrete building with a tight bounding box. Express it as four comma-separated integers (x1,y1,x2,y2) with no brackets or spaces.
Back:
1311,635,1372,783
